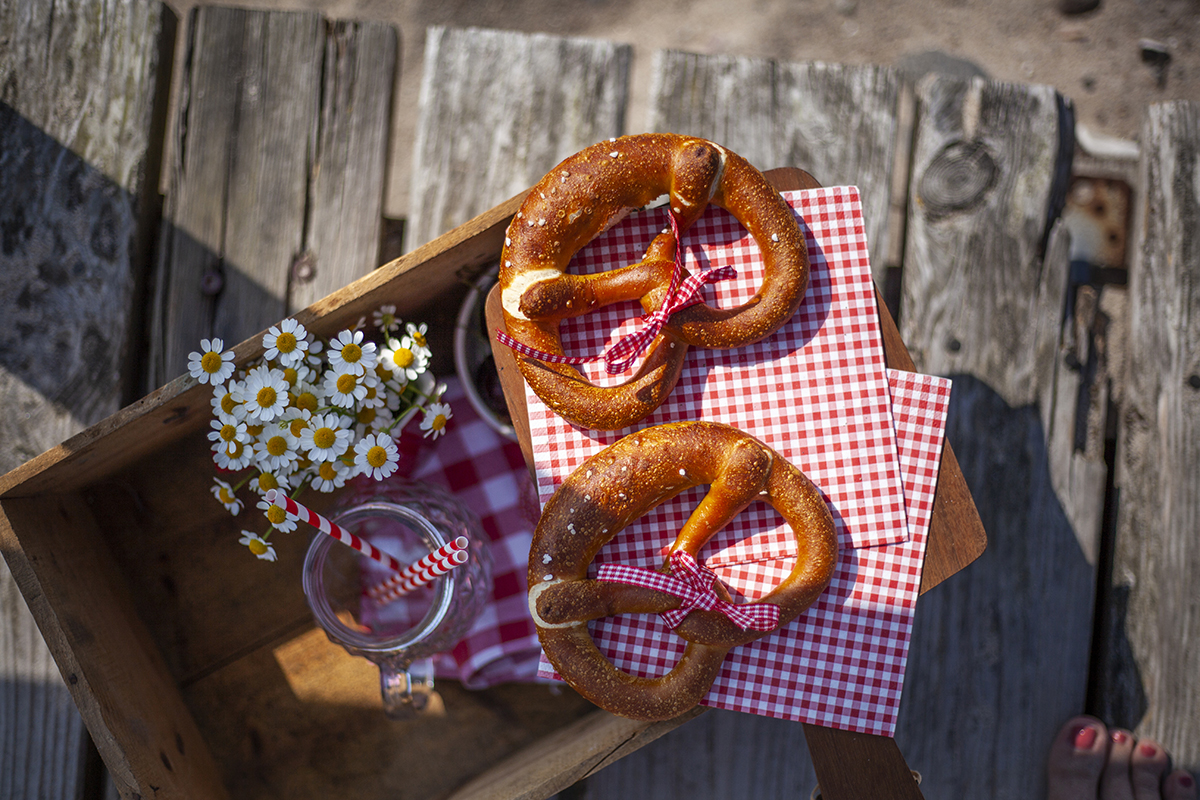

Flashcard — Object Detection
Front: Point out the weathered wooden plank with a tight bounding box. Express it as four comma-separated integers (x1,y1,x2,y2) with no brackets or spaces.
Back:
406,25,632,250
289,19,397,311
1096,100,1200,769
646,49,901,284
895,75,1097,798
147,7,396,389
0,2,172,798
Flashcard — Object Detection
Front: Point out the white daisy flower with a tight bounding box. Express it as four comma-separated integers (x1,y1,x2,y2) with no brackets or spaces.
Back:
208,413,249,451
357,376,387,410
210,478,243,515
380,337,429,385
324,366,375,410
188,338,236,385
290,378,324,416
310,458,350,493
373,305,400,334
299,412,353,462
213,439,255,471
278,361,312,392
327,329,377,376
249,469,292,497
420,402,453,440
353,432,400,481
404,322,433,360
238,531,277,562
262,318,309,368
257,498,297,533
253,427,301,473
236,364,290,423
276,406,313,442
211,382,247,420
354,404,394,438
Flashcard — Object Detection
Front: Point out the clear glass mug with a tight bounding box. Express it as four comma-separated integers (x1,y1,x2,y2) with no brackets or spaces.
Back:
301,479,492,718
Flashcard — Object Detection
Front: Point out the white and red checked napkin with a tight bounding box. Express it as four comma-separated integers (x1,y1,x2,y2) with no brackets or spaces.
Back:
526,187,953,736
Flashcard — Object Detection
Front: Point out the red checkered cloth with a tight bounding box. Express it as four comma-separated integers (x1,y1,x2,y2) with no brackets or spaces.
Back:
362,378,546,689
528,188,952,736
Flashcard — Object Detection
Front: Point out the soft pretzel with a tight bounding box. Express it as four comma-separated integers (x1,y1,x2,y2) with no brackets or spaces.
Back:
499,133,808,431
528,421,837,721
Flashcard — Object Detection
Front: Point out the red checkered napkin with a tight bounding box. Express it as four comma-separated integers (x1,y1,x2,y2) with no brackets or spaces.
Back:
525,188,952,734
527,187,909,553
363,378,546,689
536,368,951,734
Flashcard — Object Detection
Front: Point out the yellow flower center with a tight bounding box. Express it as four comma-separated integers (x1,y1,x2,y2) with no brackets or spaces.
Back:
257,473,279,492
289,417,307,437
412,330,427,348
245,424,263,437
336,373,358,393
375,363,391,381
267,505,287,525
341,343,362,363
276,332,297,353
392,348,414,369
247,539,268,556
220,423,237,441
296,391,318,413
283,367,298,386
318,462,338,480
256,386,277,409
266,436,288,457
366,445,389,468
220,393,238,414
381,313,396,329
313,428,336,449
357,407,377,425
431,414,448,432
226,441,245,457
218,487,235,504
201,351,223,374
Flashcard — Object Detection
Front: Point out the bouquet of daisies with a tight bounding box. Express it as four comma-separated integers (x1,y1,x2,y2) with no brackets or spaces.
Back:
190,306,452,562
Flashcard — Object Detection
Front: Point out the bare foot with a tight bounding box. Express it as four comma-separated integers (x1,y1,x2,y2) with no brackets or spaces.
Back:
1047,715,1197,800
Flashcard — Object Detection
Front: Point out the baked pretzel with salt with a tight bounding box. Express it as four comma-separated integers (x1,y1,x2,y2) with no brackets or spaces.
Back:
498,133,808,431
528,421,838,721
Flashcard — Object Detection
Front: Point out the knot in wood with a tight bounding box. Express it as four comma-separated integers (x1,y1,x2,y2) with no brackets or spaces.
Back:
919,140,998,217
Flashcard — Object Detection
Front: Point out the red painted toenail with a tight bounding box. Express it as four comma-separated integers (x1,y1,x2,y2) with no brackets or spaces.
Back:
1139,743,1157,758
1178,774,1194,789
1111,731,1129,744
1074,726,1097,749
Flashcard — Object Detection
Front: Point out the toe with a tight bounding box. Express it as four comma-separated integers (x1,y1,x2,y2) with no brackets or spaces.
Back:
1049,715,1109,800
1163,770,1197,800
1130,739,1169,800
1100,729,1136,800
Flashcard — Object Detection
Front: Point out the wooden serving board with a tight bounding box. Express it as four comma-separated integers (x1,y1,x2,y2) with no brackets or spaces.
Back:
484,167,987,800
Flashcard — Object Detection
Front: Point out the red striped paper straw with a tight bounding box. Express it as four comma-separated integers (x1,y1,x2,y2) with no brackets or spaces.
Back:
368,536,470,604
265,489,404,573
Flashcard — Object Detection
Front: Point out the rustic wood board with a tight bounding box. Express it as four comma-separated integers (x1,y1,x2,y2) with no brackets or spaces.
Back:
1095,100,1200,770
646,50,902,285
0,2,173,797
405,25,632,251
893,75,1102,798
146,7,396,390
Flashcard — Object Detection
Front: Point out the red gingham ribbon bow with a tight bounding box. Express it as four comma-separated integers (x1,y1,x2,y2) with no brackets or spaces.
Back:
596,550,781,632
495,209,737,374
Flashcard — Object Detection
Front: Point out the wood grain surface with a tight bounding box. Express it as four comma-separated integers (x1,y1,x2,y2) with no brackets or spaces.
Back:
1095,100,1200,771
406,25,632,251
0,2,173,798
146,6,396,390
893,74,1100,798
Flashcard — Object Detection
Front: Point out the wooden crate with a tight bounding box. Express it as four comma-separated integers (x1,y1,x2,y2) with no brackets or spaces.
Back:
0,191,701,800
